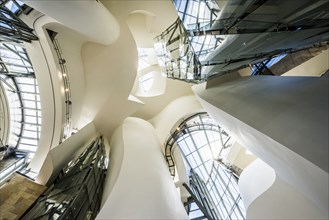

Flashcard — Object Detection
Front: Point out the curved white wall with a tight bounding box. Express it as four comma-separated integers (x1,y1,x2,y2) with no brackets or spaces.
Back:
81,17,143,139
100,124,125,207
44,23,88,130
239,159,328,219
97,117,188,219
25,15,65,172
149,95,203,145
132,64,167,98
239,159,277,210
226,141,257,170
35,122,97,185
23,0,119,45
193,77,329,215
127,11,157,48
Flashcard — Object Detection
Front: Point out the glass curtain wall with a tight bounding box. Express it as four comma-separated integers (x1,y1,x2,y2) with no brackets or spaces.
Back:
22,136,108,220
166,113,246,220
0,42,41,162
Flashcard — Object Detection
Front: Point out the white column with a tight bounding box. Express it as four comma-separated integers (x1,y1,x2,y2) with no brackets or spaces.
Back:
193,76,328,215
22,0,119,45
97,117,188,219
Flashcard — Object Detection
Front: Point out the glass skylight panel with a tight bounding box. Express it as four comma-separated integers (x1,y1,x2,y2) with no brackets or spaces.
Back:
22,100,36,109
17,144,37,152
21,93,38,100
138,49,149,71
3,0,24,14
189,202,204,219
0,43,33,75
199,145,212,161
192,130,207,146
139,72,153,92
174,0,218,29
5,1,18,13
16,77,35,84
198,165,208,180
137,48,157,71
178,140,190,156
24,115,38,124
22,130,37,138
187,154,197,168
20,138,38,145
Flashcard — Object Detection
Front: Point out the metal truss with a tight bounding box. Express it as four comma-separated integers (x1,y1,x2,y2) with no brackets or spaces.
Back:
252,59,275,76
47,29,72,140
0,1,37,43
155,18,202,83
155,0,329,82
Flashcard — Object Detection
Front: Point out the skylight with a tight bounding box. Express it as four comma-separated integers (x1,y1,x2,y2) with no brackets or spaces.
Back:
166,113,245,220
139,72,153,92
252,53,287,75
137,48,155,71
3,0,24,14
137,48,158,93
0,42,41,162
176,114,234,182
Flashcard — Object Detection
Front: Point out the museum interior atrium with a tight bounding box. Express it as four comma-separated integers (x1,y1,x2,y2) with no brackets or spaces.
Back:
0,0,328,219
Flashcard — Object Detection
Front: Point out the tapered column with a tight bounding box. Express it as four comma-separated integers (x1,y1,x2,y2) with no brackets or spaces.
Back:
97,117,188,219
193,76,328,215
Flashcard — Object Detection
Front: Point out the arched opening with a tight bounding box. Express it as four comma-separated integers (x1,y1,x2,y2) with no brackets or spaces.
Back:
165,112,246,220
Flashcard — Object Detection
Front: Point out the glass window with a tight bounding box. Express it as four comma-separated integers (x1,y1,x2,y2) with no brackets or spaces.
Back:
166,113,246,220
139,72,153,92
0,42,41,161
5,1,19,13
